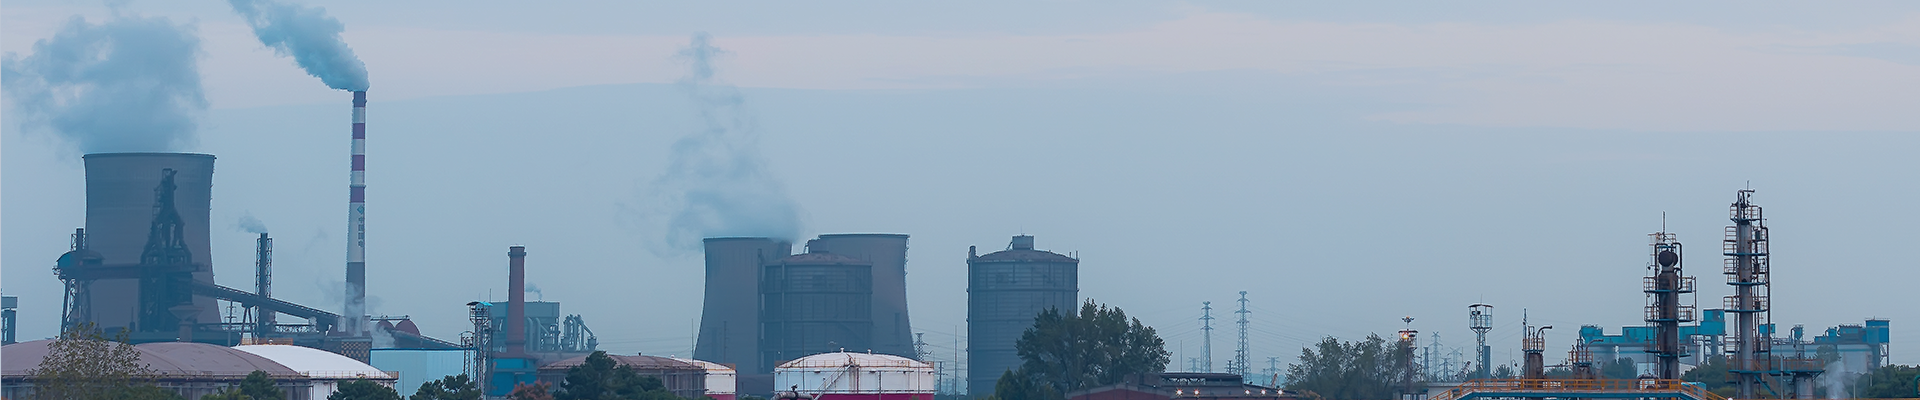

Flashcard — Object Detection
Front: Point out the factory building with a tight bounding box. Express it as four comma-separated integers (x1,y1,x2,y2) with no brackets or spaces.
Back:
233,344,398,400
371,348,467,396
774,351,936,400
968,235,1079,396
1579,310,1727,369
676,357,740,400
806,234,917,360
536,354,708,399
761,250,876,370
3,340,323,400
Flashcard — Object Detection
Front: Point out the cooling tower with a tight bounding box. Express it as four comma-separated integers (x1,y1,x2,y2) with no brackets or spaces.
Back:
967,235,1078,396
81,153,220,332
805,234,915,359
696,237,793,377
759,249,874,370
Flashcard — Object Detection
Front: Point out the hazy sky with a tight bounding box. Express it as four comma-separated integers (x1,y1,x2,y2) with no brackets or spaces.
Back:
5,0,1918,381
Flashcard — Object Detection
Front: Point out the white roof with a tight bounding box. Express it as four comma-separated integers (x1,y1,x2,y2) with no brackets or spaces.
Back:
232,345,392,380
672,357,737,373
777,352,932,370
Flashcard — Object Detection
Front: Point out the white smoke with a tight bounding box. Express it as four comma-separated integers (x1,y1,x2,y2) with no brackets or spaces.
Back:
1819,358,1854,399
236,212,269,234
525,284,543,301
227,0,369,90
1,12,207,153
628,33,804,255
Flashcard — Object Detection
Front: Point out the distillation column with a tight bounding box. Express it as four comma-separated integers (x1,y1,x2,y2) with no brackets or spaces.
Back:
1725,189,1771,399
1645,232,1695,380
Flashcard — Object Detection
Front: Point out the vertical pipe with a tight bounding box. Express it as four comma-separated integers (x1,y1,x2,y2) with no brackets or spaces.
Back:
346,91,368,336
507,246,528,356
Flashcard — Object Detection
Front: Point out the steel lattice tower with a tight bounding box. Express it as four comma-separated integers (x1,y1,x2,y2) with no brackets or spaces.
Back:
1232,292,1251,378
1468,304,1493,379
1724,189,1771,399
1201,301,1215,373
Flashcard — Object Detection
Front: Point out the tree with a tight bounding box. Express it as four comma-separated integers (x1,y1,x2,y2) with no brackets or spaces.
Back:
1679,355,1733,397
510,382,555,400
552,351,682,400
412,374,482,400
27,322,177,400
1853,364,1920,398
993,369,1061,400
1003,299,1169,397
1491,365,1515,380
202,389,254,400
1283,335,1414,400
241,370,286,400
1599,357,1637,380
329,379,402,400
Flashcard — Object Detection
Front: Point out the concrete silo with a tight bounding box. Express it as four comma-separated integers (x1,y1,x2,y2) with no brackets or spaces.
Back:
697,237,792,395
805,234,915,359
966,235,1078,396
760,249,874,371
78,153,221,336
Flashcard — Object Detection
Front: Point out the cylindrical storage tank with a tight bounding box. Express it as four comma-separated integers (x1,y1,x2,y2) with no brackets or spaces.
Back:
675,357,738,400
698,237,792,396
82,153,220,332
775,352,934,400
966,235,1077,396
805,234,915,360
761,250,872,371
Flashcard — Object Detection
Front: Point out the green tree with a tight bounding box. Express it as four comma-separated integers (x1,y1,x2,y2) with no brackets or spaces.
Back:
993,369,1061,400
552,351,683,400
1853,364,1920,398
1599,358,1637,380
27,323,176,400
1491,365,1515,380
1002,299,1168,397
240,370,286,400
412,374,482,400
1679,355,1732,396
202,389,253,400
329,379,402,400
1283,335,1413,400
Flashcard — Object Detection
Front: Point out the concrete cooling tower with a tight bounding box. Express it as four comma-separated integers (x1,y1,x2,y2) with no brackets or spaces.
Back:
696,237,793,395
803,234,915,359
80,153,221,334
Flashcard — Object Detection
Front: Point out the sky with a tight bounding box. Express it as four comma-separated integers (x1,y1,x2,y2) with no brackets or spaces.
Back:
4,0,1919,385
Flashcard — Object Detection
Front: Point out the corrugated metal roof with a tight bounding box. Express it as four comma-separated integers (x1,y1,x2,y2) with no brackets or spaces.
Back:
231,344,389,379
672,357,737,373
539,354,702,372
141,342,306,378
970,249,1077,263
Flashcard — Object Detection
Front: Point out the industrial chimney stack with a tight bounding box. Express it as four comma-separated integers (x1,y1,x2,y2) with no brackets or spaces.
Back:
506,246,528,356
256,233,274,336
345,90,368,336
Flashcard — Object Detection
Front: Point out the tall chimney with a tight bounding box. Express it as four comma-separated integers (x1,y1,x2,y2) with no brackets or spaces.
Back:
345,90,368,336
506,245,528,356
256,233,274,336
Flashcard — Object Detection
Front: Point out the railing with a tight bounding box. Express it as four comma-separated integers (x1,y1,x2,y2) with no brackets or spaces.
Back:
1645,305,1698,322
1429,379,1728,400
1723,295,1769,312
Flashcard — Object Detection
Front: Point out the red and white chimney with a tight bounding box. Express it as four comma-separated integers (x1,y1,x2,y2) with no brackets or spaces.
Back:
345,90,368,335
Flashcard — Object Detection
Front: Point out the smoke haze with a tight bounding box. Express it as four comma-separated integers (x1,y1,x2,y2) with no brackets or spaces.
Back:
237,212,270,234
631,33,803,254
227,0,370,91
1,14,207,154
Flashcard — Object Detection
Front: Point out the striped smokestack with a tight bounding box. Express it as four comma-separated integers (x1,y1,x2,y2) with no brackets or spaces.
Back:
345,90,368,336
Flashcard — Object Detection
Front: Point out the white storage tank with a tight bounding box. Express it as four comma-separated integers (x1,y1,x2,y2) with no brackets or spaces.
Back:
774,352,934,400
675,358,738,400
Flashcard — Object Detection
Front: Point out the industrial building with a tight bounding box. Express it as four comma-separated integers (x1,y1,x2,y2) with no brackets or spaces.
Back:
3,339,343,400
234,344,400,400
536,353,708,398
967,235,1079,396
676,357,740,400
774,351,937,400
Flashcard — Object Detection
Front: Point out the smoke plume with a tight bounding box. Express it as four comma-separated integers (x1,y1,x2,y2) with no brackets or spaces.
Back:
525,284,544,301
1,14,207,153
236,212,269,234
632,33,803,254
227,0,369,91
